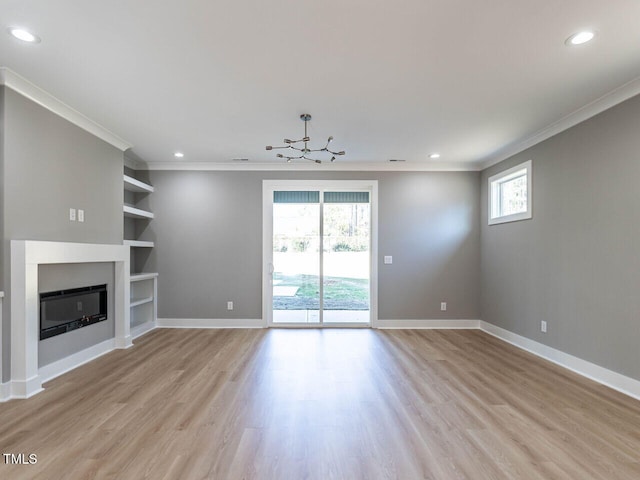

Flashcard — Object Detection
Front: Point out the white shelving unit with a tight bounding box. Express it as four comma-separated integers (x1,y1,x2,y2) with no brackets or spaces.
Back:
130,273,158,338
123,173,158,338
123,204,154,220
124,174,155,194
123,239,154,248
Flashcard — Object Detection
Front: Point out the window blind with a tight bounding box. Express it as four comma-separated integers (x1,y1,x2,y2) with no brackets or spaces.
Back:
273,191,320,203
324,192,370,203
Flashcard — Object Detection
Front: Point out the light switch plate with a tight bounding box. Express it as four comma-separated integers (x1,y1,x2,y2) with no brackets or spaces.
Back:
78,209,85,222
384,256,393,264
69,208,76,221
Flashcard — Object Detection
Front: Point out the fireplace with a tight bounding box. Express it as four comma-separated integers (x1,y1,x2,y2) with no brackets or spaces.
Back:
9,240,130,400
40,284,108,340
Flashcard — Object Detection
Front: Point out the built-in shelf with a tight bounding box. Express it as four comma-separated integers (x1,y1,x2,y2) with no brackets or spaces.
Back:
130,296,154,308
130,272,159,282
123,205,154,220
123,240,155,248
124,172,158,333
129,272,158,331
124,174,154,193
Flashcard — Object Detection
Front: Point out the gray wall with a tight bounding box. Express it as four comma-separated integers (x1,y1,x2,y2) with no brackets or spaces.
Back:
141,170,481,321
1,86,123,380
0,88,4,289
481,93,640,380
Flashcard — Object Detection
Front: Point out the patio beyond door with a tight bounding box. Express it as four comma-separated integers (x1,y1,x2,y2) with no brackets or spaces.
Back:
265,184,374,327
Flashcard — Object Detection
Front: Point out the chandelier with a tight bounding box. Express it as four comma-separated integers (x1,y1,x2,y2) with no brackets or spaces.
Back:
266,114,345,163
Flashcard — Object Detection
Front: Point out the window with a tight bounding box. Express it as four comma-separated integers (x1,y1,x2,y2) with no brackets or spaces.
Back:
488,160,532,225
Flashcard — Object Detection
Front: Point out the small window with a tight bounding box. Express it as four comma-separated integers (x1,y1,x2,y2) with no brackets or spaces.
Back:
488,160,532,225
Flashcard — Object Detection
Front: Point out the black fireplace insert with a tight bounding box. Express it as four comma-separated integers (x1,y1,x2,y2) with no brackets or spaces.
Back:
40,284,108,340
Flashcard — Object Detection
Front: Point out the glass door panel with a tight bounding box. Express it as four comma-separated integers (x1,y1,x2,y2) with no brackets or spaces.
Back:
322,193,370,324
272,194,320,324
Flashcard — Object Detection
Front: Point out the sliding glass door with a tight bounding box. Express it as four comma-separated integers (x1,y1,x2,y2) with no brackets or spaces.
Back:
272,191,321,324
322,192,370,324
264,181,376,327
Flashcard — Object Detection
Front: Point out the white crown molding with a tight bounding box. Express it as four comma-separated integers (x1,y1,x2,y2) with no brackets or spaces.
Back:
141,160,482,172
479,74,640,170
0,67,132,152
480,321,640,401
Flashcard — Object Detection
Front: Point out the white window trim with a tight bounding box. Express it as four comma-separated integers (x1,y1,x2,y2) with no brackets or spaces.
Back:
262,179,379,328
488,160,532,225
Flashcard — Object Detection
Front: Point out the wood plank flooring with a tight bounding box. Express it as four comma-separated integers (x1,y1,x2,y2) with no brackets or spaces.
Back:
1,328,639,479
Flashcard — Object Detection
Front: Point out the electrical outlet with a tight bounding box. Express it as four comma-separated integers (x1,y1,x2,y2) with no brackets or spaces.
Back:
69,208,76,221
440,302,447,311
384,256,393,264
227,301,233,311
541,321,547,333
78,209,85,222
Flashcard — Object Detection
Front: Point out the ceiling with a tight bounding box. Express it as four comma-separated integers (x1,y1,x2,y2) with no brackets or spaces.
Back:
2,0,640,170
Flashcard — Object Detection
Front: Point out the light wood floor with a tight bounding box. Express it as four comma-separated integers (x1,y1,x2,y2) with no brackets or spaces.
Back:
1,328,640,479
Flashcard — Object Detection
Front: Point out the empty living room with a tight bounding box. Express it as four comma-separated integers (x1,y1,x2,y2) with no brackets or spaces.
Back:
1,1,640,479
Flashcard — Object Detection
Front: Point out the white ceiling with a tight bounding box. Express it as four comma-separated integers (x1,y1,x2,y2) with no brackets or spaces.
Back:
1,0,640,170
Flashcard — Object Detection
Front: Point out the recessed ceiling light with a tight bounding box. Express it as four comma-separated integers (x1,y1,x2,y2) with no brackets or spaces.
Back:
565,31,595,46
8,27,41,43
429,153,441,159
174,152,184,158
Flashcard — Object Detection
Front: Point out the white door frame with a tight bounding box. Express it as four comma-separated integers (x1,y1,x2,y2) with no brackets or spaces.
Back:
262,180,378,328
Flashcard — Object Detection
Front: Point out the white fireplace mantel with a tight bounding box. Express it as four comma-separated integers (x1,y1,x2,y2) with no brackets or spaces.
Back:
10,240,131,399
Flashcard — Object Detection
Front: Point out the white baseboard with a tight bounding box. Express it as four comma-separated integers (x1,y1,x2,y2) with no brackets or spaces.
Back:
157,318,266,329
0,381,11,402
8,376,44,400
5,319,638,404
131,321,157,339
4,335,127,401
114,335,133,349
480,321,640,401
376,319,481,329
38,338,116,385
